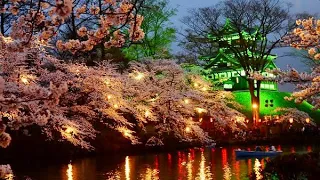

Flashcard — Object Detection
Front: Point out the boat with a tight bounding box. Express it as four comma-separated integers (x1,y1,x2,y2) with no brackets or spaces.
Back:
235,150,282,158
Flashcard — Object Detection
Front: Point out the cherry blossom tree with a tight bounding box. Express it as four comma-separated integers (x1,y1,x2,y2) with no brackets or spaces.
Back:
0,164,13,179
274,108,315,126
0,0,144,55
255,18,320,110
55,0,146,62
121,60,246,145
0,35,96,150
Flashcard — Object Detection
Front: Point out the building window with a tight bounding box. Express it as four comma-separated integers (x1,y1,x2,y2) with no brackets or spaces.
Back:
270,84,275,89
224,84,233,89
265,99,274,107
227,72,231,78
233,72,238,77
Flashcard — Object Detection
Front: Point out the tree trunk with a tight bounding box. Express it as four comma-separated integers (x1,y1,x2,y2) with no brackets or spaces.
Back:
0,13,4,35
0,0,5,35
248,79,260,125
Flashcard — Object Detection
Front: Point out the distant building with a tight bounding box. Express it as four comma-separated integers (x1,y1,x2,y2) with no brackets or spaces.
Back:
199,19,278,91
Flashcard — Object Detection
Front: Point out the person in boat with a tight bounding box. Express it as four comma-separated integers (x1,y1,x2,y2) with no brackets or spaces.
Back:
255,146,262,151
269,145,276,151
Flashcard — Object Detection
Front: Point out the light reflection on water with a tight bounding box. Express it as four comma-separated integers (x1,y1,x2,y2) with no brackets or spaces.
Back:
67,163,73,180
5,145,318,180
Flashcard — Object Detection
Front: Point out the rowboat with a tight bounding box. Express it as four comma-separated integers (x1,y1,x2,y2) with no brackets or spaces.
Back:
235,150,282,157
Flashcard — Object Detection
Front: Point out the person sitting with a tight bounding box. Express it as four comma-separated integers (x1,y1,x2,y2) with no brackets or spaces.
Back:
269,145,276,151
255,146,262,151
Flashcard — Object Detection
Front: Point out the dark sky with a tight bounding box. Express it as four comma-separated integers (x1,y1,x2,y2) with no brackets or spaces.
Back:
169,0,320,92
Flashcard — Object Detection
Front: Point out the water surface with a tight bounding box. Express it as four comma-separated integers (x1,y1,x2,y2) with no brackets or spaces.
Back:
6,145,316,180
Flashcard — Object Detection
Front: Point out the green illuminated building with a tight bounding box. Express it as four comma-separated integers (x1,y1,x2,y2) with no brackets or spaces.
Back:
200,19,278,91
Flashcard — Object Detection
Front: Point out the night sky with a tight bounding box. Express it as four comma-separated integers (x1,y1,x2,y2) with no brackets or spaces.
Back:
169,0,320,92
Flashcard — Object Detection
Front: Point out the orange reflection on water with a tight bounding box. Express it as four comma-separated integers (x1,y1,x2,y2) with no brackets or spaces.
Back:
66,163,73,180
254,159,262,180
187,152,193,180
125,156,130,180
223,163,231,180
198,151,212,180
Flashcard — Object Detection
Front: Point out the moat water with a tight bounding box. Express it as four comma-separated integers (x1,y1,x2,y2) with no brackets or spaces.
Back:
4,145,317,180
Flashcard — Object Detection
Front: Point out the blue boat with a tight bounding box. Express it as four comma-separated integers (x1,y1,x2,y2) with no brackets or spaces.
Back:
235,150,282,158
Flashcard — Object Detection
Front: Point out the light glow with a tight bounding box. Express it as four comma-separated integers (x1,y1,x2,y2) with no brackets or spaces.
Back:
145,110,151,117
254,159,262,180
252,103,258,109
107,95,112,100
20,77,29,84
195,108,207,114
125,156,130,180
67,163,73,180
131,71,145,80
185,127,191,133
306,118,310,123
289,118,293,124
104,79,110,85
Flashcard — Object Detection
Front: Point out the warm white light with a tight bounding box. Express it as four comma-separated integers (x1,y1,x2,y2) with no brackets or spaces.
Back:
104,79,110,85
252,103,258,109
113,104,119,109
195,108,207,114
194,83,199,87
199,118,203,122
133,72,144,80
201,87,207,91
107,95,112,100
20,77,29,84
306,118,310,124
210,118,213,123
61,126,76,141
145,110,150,117
125,156,130,180
254,159,263,180
67,163,73,180
65,127,74,134
184,99,190,104
289,118,293,124
185,127,191,133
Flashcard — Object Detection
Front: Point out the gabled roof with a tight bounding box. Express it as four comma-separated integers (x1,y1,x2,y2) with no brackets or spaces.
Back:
208,18,261,41
202,48,277,70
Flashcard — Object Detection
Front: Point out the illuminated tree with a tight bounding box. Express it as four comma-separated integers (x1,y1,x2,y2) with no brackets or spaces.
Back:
0,0,144,55
274,108,315,126
258,18,320,110
122,60,245,145
0,35,96,150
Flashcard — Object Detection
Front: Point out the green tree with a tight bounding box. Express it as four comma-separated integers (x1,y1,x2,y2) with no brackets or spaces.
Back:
122,0,176,60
